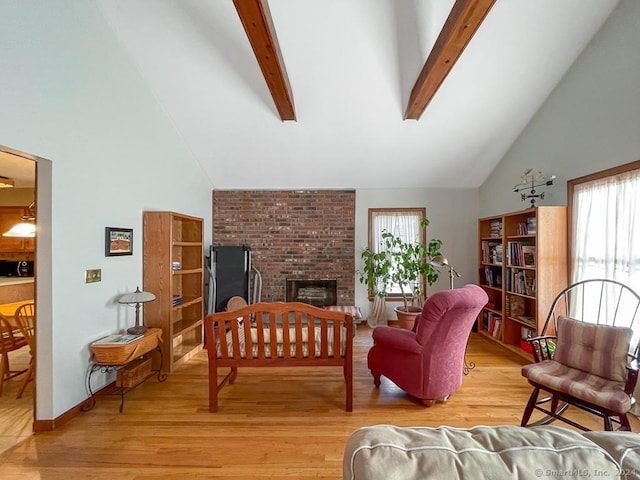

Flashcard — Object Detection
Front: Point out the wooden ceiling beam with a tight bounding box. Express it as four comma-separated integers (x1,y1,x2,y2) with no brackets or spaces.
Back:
404,0,496,120
233,0,296,121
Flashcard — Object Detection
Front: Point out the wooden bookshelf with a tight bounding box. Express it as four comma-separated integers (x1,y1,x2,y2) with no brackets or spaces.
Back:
143,211,204,373
477,206,567,359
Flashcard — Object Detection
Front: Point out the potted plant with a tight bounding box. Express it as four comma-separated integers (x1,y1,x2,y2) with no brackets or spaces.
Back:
359,218,444,329
358,247,392,326
386,220,443,329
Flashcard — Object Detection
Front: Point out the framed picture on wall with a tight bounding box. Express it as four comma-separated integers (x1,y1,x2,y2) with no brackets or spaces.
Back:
105,227,133,256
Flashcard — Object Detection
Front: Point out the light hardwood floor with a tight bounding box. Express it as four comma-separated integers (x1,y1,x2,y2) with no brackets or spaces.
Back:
1,325,638,479
0,346,33,455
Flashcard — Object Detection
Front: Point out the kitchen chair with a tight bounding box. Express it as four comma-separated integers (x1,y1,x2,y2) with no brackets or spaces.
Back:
521,279,640,431
0,313,28,397
13,302,35,399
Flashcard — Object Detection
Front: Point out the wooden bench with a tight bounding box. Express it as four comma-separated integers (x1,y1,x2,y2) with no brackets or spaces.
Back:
204,301,355,412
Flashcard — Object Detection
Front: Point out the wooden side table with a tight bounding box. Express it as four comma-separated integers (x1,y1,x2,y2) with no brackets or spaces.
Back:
83,327,167,412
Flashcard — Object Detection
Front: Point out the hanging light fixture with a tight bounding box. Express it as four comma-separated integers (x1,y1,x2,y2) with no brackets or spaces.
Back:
0,176,15,188
3,201,36,238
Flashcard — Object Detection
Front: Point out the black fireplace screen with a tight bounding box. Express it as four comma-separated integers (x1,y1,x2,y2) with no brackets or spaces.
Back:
285,279,337,307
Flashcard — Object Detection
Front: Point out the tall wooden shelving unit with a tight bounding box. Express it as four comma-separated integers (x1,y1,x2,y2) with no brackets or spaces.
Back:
143,211,204,372
477,206,567,359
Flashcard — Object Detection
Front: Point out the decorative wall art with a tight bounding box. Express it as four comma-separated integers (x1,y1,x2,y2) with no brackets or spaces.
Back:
105,227,133,256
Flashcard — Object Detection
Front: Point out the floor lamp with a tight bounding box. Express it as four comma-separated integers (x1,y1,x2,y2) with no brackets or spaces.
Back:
430,255,461,290
430,255,474,375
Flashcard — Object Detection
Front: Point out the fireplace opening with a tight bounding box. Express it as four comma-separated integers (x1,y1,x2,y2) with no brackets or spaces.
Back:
285,279,337,307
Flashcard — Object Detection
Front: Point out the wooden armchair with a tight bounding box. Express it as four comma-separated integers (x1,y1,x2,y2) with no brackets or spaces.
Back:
521,279,640,431
14,302,35,399
0,313,28,397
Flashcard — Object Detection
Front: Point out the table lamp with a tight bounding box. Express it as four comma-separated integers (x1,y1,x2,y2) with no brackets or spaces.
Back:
429,255,461,290
118,287,156,335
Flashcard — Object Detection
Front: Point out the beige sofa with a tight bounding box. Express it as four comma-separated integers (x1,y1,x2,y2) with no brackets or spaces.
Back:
343,425,640,480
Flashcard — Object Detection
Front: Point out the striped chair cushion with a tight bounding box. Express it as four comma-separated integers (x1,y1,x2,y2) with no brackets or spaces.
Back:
521,360,632,413
554,316,632,382
325,305,363,320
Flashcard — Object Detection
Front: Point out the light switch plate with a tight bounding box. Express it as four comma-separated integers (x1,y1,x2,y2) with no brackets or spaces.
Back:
85,269,102,283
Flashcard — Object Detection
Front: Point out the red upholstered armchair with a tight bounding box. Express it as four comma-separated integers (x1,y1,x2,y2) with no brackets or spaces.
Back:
368,284,488,406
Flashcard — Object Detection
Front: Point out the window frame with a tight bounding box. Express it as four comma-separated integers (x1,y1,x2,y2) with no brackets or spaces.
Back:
367,207,427,301
567,159,640,281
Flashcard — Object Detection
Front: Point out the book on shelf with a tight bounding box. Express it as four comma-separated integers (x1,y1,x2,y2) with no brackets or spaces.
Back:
524,270,536,296
517,222,528,235
482,311,502,339
490,219,503,238
93,333,143,345
492,244,503,265
481,240,502,264
521,326,536,339
517,315,536,329
527,217,537,234
508,268,536,296
492,317,503,338
483,266,502,288
507,241,534,267
522,245,536,267
507,242,521,266
507,295,525,317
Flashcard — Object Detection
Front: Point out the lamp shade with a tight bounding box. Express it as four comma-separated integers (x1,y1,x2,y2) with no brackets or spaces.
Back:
0,177,15,188
430,255,449,268
118,287,156,304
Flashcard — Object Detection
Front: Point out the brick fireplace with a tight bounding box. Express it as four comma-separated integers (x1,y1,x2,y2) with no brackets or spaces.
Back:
212,190,355,305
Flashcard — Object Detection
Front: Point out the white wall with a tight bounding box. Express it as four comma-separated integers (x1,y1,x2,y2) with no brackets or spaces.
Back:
479,0,640,216
355,188,479,322
0,1,212,419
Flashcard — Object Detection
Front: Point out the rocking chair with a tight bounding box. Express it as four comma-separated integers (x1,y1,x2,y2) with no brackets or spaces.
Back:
521,279,640,431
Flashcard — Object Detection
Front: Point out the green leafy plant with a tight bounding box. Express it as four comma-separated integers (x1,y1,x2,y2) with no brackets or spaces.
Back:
359,247,392,299
358,218,443,310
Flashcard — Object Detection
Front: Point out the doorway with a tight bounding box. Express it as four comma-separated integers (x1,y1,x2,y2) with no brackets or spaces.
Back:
0,147,36,453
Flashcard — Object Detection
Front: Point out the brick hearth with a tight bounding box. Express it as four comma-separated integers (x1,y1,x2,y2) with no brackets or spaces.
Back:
212,190,355,305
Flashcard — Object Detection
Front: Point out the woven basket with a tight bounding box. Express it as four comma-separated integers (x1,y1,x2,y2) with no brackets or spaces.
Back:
91,330,160,365
116,356,153,387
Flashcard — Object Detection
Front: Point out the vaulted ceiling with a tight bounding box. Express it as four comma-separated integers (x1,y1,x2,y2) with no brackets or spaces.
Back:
96,0,619,190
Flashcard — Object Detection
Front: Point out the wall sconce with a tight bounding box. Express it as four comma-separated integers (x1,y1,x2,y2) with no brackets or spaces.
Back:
118,287,156,335
3,201,36,237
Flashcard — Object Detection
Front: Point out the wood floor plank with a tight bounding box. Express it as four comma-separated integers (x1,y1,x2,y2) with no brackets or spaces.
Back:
0,325,637,479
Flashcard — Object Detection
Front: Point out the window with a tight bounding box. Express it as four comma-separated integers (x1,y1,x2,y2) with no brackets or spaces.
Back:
368,208,426,298
568,160,640,290
568,161,640,339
